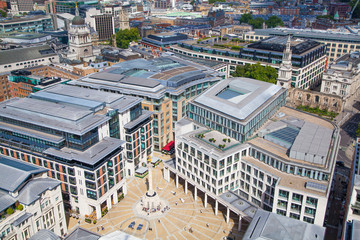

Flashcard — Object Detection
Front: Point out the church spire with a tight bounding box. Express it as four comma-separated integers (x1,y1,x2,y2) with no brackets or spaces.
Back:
75,1,79,16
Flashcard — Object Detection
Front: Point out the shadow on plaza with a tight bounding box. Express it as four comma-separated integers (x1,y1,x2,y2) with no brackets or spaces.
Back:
341,112,360,138
174,177,248,240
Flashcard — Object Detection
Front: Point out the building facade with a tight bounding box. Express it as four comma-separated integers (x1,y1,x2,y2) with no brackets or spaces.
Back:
0,85,153,220
0,156,67,239
173,78,339,226
244,28,360,63
70,56,224,151
320,52,360,106
0,15,53,33
0,45,59,73
171,36,327,89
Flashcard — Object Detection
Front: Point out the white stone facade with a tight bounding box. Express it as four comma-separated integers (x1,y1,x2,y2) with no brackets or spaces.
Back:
0,174,67,239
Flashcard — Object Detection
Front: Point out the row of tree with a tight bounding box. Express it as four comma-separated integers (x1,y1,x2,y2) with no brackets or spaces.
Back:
239,14,284,29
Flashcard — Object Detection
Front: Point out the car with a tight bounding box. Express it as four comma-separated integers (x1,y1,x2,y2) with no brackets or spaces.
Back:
137,224,143,230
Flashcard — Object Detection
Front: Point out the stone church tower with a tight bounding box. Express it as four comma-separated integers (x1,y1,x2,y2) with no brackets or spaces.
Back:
119,9,130,30
68,3,94,61
277,35,293,88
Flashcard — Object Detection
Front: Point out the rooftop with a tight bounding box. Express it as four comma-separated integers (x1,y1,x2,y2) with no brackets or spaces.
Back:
0,85,143,135
0,156,47,192
44,137,125,167
251,106,335,168
252,27,360,43
247,36,321,55
0,45,57,65
70,56,222,99
243,209,325,240
65,227,101,240
193,78,285,122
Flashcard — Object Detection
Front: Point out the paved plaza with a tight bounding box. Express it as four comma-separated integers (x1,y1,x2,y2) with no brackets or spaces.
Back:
67,157,248,239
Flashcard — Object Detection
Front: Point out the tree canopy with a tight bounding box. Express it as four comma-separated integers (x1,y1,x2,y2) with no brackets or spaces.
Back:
266,16,284,28
239,14,283,29
232,63,278,84
114,28,140,49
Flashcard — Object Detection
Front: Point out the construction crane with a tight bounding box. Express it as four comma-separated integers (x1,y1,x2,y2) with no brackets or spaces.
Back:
349,0,360,20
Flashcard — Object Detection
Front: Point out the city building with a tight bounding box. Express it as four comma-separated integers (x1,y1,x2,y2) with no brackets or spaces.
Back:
65,6,100,62
0,45,59,73
171,36,327,89
320,52,360,107
329,2,351,19
118,9,130,30
10,0,34,14
141,32,190,49
343,138,360,239
70,56,224,151
170,78,339,226
0,74,11,102
85,10,115,41
243,209,325,240
0,84,153,220
0,156,67,239
0,15,53,33
8,69,70,98
243,28,360,63
279,6,300,16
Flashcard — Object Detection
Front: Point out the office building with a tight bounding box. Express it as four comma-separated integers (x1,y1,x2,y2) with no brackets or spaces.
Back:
320,52,360,105
92,14,114,41
243,209,325,240
0,84,153,220
0,156,67,239
171,36,327,89
70,56,224,151
243,28,360,63
170,78,339,226
10,0,34,14
0,45,59,73
141,32,190,49
0,15,53,33
8,69,70,98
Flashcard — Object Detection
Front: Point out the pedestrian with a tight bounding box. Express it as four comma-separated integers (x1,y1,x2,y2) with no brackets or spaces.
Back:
175,202,177,206
200,210,202,213
230,230,232,234
101,225,104,231
206,223,209,227
97,227,99,232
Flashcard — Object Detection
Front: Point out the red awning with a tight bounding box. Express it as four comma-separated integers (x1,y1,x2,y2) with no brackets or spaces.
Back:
162,141,174,151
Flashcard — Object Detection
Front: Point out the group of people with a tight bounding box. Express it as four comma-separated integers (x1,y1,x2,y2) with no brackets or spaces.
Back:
96,225,105,232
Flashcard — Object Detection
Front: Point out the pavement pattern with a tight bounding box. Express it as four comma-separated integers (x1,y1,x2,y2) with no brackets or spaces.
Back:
68,162,248,240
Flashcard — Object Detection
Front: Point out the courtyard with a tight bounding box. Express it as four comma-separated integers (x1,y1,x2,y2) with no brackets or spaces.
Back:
67,155,248,240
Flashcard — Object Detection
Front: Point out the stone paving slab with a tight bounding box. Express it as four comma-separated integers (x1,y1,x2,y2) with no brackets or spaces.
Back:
67,158,247,239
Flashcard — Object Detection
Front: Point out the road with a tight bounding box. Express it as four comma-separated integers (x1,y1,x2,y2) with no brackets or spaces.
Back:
324,113,359,239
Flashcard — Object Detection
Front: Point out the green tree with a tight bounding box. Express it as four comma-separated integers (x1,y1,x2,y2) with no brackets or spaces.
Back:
209,0,225,4
232,63,278,84
316,15,335,21
356,123,360,137
115,28,140,49
0,9,7,18
249,17,264,29
239,13,253,24
265,16,284,28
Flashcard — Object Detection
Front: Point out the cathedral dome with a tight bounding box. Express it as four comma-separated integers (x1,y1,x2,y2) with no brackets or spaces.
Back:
72,16,85,25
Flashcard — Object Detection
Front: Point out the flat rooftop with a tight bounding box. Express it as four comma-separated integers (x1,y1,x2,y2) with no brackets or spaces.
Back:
243,209,325,240
44,137,125,166
250,106,335,169
193,78,285,122
252,27,360,43
247,36,322,55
